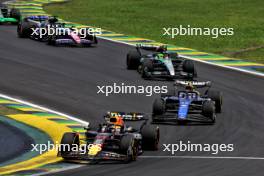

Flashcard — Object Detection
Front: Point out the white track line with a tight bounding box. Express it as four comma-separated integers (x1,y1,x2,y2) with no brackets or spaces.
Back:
140,155,264,160
0,93,88,125
32,165,83,176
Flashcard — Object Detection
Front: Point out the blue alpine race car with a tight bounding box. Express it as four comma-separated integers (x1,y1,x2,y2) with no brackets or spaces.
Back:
152,81,223,124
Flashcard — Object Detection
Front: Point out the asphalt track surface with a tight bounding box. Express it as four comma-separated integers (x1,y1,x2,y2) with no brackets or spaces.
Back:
0,25,264,176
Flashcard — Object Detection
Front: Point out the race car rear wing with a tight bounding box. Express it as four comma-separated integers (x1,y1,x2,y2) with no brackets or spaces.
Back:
104,111,147,121
136,44,168,54
24,15,49,22
174,80,212,88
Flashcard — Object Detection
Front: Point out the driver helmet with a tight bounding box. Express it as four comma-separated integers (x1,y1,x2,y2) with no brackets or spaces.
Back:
157,53,164,59
109,113,124,127
186,82,194,91
163,53,169,59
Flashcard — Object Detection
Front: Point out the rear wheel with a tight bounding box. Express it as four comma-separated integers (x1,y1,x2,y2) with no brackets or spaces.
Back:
208,90,223,113
126,51,141,69
10,8,21,23
183,60,195,79
141,125,159,150
60,132,80,159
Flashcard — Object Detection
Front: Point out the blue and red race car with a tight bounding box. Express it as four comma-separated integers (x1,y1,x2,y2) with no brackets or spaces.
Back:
152,81,223,124
58,112,159,163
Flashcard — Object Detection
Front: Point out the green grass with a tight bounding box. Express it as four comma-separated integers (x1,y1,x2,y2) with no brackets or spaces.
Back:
45,0,264,63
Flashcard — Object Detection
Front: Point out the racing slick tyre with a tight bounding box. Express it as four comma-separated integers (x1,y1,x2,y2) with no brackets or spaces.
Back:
127,51,141,69
60,132,80,159
85,33,98,44
207,90,223,113
152,98,165,116
141,59,153,79
202,101,215,123
183,60,195,78
47,35,57,46
141,125,159,150
120,135,138,163
17,23,31,38
10,8,21,23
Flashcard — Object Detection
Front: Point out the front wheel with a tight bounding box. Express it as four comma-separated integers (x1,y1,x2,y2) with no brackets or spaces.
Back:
202,101,215,123
120,135,138,163
207,90,223,113
60,132,80,159
126,51,141,69
141,59,153,79
17,24,27,38
47,35,57,46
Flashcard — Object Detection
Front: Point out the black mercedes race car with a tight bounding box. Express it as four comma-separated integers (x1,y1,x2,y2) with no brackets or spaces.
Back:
58,112,159,163
17,15,97,47
152,81,223,124
126,45,197,80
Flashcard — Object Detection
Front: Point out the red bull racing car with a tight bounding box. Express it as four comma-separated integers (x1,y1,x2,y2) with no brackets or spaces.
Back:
58,112,159,163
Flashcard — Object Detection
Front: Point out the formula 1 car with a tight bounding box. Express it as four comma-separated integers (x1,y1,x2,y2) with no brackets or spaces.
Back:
152,81,223,124
47,26,98,47
17,15,97,46
0,4,20,24
58,112,159,163
126,45,197,80
17,15,56,39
